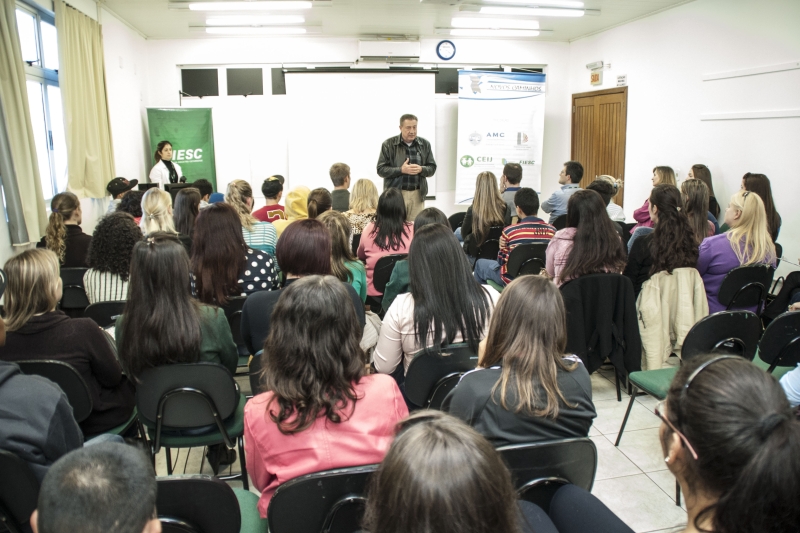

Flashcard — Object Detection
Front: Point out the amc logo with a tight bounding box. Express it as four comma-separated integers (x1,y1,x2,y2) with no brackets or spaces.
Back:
174,149,203,161
485,132,504,138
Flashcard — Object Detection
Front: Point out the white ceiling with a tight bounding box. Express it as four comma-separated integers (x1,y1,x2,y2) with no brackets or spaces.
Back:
99,0,694,41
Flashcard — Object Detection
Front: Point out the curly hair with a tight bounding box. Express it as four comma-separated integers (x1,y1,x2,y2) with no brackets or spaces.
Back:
648,184,698,275
45,192,80,262
117,190,144,218
86,212,143,281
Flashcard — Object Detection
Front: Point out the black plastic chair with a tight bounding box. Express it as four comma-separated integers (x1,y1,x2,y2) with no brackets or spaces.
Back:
0,268,7,300
718,264,775,316
0,450,40,533
757,311,800,373
775,242,783,260
474,226,504,263
267,465,378,533
351,233,362,258
157,475,266,533
59,267,90,316
506,243,548,278
84,300,126,329
16,360,93,423
498,438,597,512
135,363,248,489
372,254,407,295
552,214,567,230
221,296,249,371
448,212,466,232
405,343,479,409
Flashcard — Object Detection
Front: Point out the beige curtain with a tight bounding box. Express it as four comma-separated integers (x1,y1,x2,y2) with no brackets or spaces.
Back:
55,0,115,199
0,0,48,245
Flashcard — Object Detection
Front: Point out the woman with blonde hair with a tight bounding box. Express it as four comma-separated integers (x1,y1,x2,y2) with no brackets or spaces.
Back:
460,171,513,259
318,210,367,302
272,185,310,238
140,188,191,254
681,179,715,245
444,275,595,446
698,190,777,313
595,175,625,222
226,179,277,256
0,249,135,436
37,192,92,268
344,179,379,243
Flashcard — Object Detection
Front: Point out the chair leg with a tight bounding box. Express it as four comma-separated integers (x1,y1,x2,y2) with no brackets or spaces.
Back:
165,448,173,475
676,480,681,506
614,387,638,446
238,436,249,491
615,371,621,402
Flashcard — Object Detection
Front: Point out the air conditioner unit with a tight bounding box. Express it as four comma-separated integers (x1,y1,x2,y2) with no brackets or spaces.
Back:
359,40,420,63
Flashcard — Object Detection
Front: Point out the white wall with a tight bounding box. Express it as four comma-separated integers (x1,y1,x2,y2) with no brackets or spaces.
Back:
567,0,800,276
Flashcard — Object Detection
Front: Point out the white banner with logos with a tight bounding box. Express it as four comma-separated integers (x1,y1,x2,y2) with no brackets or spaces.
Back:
455,71,546,205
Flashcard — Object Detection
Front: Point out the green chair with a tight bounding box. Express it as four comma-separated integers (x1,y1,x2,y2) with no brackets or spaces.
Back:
753,311,800,379
136,363,248,489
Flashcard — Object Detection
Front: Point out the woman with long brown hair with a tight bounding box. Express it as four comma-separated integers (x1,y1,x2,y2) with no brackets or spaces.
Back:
687,164,719,219
630,166,676,235
148,140,182,187
460,171,513,258
244,275,407,518
37,192,92,268
680,179,715,246
742,172,781,242
444,275,595,446
317,210,367,302
172,187,201,237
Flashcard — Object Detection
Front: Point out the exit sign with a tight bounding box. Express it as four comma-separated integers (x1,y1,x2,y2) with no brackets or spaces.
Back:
591,69,603,86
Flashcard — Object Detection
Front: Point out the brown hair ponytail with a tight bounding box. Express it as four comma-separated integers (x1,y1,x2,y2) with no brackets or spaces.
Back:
45,192,80,262
307,188,332,219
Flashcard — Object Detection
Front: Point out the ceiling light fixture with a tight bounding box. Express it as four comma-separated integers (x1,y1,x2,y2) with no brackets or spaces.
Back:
206,15,305,24
451,17,539,30
449,28,540,37
188,1,313,11
204,25,312,33
482,0,584,7
480,6,585,17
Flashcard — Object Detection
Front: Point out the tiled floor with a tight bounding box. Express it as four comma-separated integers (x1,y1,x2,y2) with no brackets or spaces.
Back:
153,369,688,533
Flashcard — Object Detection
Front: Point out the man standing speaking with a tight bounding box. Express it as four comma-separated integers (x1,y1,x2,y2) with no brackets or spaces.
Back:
377,114,437,220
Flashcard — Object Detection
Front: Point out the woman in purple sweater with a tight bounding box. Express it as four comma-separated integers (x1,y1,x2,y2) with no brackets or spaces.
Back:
698,190,777,313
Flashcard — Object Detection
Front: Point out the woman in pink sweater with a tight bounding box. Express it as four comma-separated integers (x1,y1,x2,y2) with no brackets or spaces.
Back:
630,166,676,233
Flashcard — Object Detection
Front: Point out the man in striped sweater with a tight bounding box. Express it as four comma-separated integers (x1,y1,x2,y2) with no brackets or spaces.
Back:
474,188,556,286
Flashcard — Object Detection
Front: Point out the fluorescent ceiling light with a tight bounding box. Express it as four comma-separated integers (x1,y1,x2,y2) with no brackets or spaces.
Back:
205,25,308,33
480,6,584,17
451,17,539,30
189,2,312,11
450,28,540,37
482,0,583,7
206,15,305,24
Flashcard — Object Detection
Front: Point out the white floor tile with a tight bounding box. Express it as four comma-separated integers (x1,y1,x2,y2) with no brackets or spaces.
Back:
607,427,669,473
592,397,661,436
591,372,621,401
591,474,687,533
590,435,641,481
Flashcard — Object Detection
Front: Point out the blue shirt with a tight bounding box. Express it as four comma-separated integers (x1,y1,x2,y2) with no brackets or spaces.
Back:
541,183,581,224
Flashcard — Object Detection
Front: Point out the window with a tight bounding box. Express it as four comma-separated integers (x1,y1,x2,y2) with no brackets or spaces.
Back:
16,2,65,201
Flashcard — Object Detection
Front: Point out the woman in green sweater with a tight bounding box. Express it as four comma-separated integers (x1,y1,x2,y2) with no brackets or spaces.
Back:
318,210,367,302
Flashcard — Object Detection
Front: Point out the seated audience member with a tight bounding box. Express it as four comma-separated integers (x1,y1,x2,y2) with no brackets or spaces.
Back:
659,355,800,533
698,190,776,313
252,175,286,223
241,220,365,356
742,172,782,242
1,249,135,436
499,162,523,215
374,224,499,379
307,187,333,219
0,314,83,483
624,185,699,296
192,178,214,209
781,362,800,408
763,268,800,321
116,233,238,472
84,212,142,304
117,190,144,223
318,210,367,302
245,275,407,517
474,188,556,287
329,163,351,212
37,192,92,268
541,161,583,224
209,192,224,204
140,188,192,254
106,177,137,215
546,189,627,286
586,180,625,235
172,187,201,238
381,207,448,313
681,179,716,245
226,179,278,256
629,166,675,240
358,188,414,298
192,203,278,305
364,411,631,533
272,185,310,238
459,171,513,259
344,178,379,240
31,443,160,533
445,276,596,445
595,175,626,222
688,164,720,220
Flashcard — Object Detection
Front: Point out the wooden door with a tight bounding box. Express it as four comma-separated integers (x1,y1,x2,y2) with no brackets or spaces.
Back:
571,87,628,207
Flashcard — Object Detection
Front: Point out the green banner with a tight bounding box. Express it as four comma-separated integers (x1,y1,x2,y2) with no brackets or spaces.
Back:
146,108,217,190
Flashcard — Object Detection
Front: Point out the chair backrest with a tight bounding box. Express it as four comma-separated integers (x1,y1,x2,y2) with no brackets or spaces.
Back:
552,214,567,230
448,212,466,232
498,438,597,511
16,360,93,422
506,243,548,278
775,242,783,260
475,226,504,261
718,265,775,314
680,310,762,361
0,268,7,300
0,450,40,533
351,233,362,257
268,465,378,533
59,267,90,311
135,363,238,430
372,254,407,295
157,475,241,533
221,296,247,348
404,344,479,408
84,300,127,329
757,311,800,372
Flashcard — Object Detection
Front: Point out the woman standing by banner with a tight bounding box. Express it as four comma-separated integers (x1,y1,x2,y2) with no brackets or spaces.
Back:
149,140,183,187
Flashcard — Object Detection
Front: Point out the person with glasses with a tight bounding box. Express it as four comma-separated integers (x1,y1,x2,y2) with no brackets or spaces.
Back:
657,354,800,533
697,189,776,313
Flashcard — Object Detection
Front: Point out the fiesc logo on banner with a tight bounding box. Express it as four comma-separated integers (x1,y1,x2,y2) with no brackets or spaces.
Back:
173,149,203,163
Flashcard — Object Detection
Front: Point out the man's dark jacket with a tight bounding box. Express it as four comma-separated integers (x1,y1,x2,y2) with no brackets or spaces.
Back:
376,135,437,198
